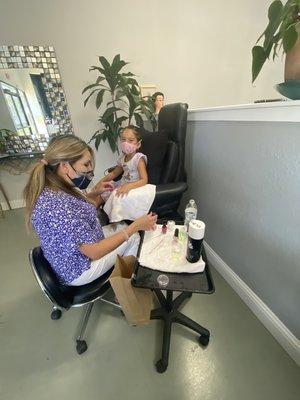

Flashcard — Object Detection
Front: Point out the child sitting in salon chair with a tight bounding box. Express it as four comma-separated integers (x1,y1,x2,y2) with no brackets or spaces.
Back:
93,125,156,223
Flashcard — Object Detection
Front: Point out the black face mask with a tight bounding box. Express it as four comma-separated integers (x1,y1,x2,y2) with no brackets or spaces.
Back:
68,165,94,190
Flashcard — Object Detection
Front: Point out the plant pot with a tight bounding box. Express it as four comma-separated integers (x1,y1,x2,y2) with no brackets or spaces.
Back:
284,38,300,81
275,39,300,99
275,80,300,99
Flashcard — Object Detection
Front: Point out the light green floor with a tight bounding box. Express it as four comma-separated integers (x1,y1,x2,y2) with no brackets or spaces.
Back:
0,209,299,400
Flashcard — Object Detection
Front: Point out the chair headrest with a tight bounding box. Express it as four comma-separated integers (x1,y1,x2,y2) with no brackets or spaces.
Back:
158,102,188,143
140,129,169,184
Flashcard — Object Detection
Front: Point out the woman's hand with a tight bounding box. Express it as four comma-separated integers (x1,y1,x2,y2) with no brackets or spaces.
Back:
80,212,158,260
92,181,114,195
133,213,157,231
116,184,131,197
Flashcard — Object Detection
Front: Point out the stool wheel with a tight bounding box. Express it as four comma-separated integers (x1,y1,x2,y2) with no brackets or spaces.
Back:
155,359,168,373
198,334,210,347
76,340,88,354
51,308,62,320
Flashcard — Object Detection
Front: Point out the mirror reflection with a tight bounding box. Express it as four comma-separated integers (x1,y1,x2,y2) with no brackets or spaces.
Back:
0,45,73,156
0,69,57,153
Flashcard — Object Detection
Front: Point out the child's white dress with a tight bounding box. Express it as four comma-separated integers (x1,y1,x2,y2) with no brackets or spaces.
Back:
103,152,156,222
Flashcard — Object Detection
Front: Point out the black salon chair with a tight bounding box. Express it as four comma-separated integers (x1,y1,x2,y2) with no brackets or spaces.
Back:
140,102,188,219
29,246,120,355
98,102,188,225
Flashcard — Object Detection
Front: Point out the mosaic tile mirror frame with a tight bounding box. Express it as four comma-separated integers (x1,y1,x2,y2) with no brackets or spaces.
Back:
0,45,73,154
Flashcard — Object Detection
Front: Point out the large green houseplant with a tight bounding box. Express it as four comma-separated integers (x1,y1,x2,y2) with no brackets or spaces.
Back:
252,0,300,83
83,55,155,153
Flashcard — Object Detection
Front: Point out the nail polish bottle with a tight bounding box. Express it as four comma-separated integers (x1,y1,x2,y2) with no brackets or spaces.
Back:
173,228,179,243
172,228,182,260
161,223,167,234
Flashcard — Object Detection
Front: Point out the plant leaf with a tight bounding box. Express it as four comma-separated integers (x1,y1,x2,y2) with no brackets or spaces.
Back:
112,59,128,76
268,0,283,20
96,89,105,109
121,72,135,77
94,134,102,150
89,66,105,74
115,116,128,125
83,89,99,107
295,21,300,34
112,54,121,65
107,134,118,153
99,56,111,71
134,113,144,127
252,46,267,82
283,24,298,52
96,76,105,84
101,106,121,120
90,129,100,140
82,83,101,94
263,0,284,50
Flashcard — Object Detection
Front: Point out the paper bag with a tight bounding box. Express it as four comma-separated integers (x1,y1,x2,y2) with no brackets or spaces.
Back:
109,255,153,326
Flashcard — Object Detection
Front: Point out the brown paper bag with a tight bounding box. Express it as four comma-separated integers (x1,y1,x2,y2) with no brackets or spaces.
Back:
109,255,153,326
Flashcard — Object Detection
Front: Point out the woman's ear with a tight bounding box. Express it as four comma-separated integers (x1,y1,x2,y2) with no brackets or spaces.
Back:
59,161,70,175
137,140,142,149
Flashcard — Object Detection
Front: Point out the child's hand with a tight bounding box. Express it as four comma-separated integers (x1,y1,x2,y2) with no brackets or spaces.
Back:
92,181,114,195
116,184,131,197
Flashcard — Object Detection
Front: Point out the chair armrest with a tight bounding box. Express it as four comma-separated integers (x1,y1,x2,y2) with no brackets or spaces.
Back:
155,182,188,201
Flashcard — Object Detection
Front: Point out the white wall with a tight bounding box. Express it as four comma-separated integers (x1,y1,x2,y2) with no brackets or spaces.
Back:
184,119,300,362
0,0,282,206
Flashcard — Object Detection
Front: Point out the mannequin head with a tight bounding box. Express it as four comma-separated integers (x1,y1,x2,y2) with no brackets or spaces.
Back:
152,92,164,115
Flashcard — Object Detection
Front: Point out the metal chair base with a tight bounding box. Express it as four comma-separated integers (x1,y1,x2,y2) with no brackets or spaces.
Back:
49,289,121,355
151,290,210,373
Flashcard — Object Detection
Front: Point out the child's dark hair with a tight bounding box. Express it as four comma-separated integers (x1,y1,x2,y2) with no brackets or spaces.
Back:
123,125,142,141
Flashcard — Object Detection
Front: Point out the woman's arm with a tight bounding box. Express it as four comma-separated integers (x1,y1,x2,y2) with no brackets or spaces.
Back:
88,167,123,205
79,213,156,260
116,158,148,197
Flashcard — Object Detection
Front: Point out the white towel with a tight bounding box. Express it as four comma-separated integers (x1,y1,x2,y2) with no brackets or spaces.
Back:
103,184,156,223
139,225,206,273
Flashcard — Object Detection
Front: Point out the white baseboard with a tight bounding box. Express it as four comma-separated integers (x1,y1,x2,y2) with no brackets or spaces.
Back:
204,242,300,366
1,199,24,211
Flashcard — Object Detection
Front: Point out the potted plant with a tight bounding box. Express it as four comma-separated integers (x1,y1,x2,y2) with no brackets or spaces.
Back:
252,0,300,97
0,128,11,154
83,54,155,153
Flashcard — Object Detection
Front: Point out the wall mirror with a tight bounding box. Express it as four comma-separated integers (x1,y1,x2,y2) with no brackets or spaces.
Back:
0,45,73,156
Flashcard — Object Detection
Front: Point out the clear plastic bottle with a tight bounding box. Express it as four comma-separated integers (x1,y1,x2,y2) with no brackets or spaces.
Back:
171,228,182,261
184,199,198,229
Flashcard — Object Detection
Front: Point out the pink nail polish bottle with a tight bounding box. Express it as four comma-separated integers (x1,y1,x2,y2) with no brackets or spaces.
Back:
161,223,167,234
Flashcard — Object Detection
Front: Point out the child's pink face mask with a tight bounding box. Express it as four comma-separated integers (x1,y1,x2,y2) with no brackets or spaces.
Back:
121,141,137,154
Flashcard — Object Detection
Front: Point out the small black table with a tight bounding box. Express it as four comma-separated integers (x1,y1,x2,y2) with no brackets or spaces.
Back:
131,231,215,373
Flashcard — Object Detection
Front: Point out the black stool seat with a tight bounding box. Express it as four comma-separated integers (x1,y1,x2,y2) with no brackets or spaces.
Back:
31,247,113,309
29,246,119,355
70,277,111,305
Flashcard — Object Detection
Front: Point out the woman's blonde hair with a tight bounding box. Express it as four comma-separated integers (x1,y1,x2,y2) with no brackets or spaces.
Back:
24,134,94,230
